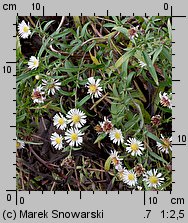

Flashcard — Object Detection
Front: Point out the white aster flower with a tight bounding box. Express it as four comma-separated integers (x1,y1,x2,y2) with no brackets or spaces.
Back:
18,20,31,39
66,108,86,128
128,26,139,40
99,117,113,133
53,113,67,130
151,115,161,126
157,135,172,154
123,169,137,187
42,79,61,95
94,124,103,134
86,77,103,98
159,92,172,109
117,166,126,180
110,149,123,170
125,137,145,156
31,85,45,104
28,56,39,70
50,132,63,150
143,169,164,189
109,128,124,145
65,128,83,147
16,139,25,149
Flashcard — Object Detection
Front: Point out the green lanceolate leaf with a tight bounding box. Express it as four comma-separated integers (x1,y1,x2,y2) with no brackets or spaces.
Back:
146,131,163,144
152,46,163,64
43,20,55,32
81,21,91,37
161,46,172,63
115,49,136,68
148,150,168,165
167,18,172,40
104,156,112,171
112,26,129,38
142,51,159,86
76,95,91,108
94,132,107,144
16,113,26,123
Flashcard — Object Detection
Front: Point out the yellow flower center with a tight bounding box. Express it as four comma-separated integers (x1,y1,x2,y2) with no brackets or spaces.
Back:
58,118,64,125
72,114,80,123
71,133,78,141
55,137,61,144
23,25,29,33
112,157,119,166
162,138,171,149
130,143,139,151
128,173,135,181
149,176,159,184
89,84,97,93
33,60,38,67
49,83,55,89
16,141,21,148
118,170,124,180
114,132,121,140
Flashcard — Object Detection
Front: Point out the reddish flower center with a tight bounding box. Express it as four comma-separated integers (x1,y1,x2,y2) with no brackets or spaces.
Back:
33,91,42,99
103,122,113,132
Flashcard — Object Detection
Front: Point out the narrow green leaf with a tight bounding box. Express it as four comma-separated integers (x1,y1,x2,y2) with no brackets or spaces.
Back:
89,51,101,65
115,49,136,68
126,71,135,87
16,113,26,123
62,146,71,152
161,47,172,63
81,21,91,37
38,36,51,58
80,125,90,132
104,156,112,171
34,176,43,181
48,104,61,112
112,83,119,97
167,18,172,40
58,67,80,73
85,41,96,52
142,51,159,86
43,20,55,32
94,132,107,144
69,42,82,54
72,147,82,151
146,131,163,144
46,49,65,59
59,90,75,97
16,72,36,82
152,46,163,64
52,29,72,39
61,76,77,86
60,96,67,115
16,36,22,58
148,150,168,164
113,26,129,37
76,95,91,108
103,23,116,28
